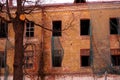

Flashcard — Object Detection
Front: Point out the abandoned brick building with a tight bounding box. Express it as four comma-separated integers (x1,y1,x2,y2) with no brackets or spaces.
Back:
0,0,120,80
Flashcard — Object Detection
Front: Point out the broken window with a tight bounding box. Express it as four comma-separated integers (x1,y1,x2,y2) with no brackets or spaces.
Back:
52,50,62,67
26,21,34,37
0,19,8,38
80,49,90,67
80,19,90,35
52,21,62,36
0,52,6,68
24,51,33,69
74,0,86,3
111,55,120,66
110,18,119,34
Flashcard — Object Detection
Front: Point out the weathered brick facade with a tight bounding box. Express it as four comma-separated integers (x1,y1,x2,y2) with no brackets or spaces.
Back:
0,2,120,80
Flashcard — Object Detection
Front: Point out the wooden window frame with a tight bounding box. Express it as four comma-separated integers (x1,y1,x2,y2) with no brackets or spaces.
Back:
26,21,34,37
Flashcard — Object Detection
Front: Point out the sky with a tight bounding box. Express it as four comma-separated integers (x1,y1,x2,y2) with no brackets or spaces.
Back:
1,0,120,6
40,0,120,4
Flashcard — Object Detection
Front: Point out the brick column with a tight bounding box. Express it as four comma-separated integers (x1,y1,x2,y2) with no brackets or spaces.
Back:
90,10,111,75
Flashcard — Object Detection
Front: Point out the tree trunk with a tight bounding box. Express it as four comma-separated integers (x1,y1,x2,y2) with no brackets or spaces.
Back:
13,20,24,80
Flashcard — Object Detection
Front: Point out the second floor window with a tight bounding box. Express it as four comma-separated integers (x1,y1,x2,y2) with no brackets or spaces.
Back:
110,18,119,34
26,21,34,37
52,21,62,37
0,19,8,38
80,19,90,36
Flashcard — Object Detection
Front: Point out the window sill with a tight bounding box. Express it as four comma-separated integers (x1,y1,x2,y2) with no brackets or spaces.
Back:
80,36,90,40
23,37,39,44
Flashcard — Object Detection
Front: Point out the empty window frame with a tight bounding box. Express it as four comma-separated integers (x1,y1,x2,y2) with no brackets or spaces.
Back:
80,19,90,35
26,21,34,37
0,19,8,38
110,18,119,34
111,55,120,66
52,21,62,36
24,51,34,69
74,0,86,3
52,50,62,67
81,56,90,67
0,52,6,68
80,49,90,67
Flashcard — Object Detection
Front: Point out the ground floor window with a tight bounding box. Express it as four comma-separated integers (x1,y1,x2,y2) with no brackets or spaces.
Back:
81,56,90,67
0,52,6,68
52,50,63,67
80,49,90,67
111,49,120,66
111,55,120,66
24,51,34,69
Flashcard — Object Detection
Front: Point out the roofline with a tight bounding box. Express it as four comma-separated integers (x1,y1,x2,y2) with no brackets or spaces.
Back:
41,1,120,12
42,1,120,7
4,1,120,12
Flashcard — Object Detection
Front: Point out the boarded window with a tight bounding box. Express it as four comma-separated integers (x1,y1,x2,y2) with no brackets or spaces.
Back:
52,50,62,67
0,19,8,38
52,21,62,36
110,18,118,34
80,19,90,35
24,51,33,69
26,21,34,37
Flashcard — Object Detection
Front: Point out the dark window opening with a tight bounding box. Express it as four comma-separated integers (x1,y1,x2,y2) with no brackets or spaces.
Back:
24,63,33,69
52,50,62,67
26,21,34,37
0,52,6,68
110,18,118,34
74,0,86,3
81,56,90,67
80,19,90,35
0,19,8,38
24,51,34,69
111,55,120,66
52,21,61,36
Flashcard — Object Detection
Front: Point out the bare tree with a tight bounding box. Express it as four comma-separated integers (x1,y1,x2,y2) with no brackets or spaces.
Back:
0,0,45,80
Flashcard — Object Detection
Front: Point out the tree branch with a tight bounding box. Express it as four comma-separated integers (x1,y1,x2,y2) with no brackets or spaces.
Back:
0,2,4,12
62,13,75,31
23,0,40,14
6,0,12,19
0,16,11,23
25,18,52,31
